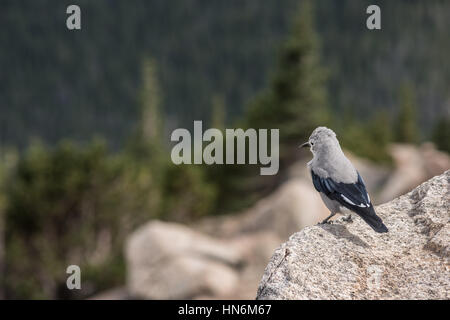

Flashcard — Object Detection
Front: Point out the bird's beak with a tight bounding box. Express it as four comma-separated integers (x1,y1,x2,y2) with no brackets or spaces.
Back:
299,142,310,148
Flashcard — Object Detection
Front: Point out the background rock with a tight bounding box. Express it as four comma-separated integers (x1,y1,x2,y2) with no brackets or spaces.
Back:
197,232,281,299
379,143,450,203
256,170,450,300
126,221,242,299
196,178,330,240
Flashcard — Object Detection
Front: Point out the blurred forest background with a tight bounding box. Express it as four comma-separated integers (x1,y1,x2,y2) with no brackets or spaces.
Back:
0,0,449,299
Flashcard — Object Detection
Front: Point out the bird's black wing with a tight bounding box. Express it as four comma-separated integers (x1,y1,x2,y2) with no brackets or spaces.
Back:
311,170,388,233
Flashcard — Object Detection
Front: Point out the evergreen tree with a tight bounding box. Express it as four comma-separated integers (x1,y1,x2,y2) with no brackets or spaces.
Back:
140,59,163,143
395,84,419,143
432,117,450,153
211,0,330,213
246,0,328,163
3,140,147,299
338,110,393,164
124,58,166,216
211,95,226,131
129,58,165,161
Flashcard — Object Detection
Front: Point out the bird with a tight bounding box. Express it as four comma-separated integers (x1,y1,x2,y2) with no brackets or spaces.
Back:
300,127,388,233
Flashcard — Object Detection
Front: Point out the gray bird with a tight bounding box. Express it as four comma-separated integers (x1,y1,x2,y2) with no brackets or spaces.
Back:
300,127,388,233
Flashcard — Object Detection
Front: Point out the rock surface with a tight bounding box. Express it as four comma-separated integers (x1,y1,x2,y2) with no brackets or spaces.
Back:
256,170,450,300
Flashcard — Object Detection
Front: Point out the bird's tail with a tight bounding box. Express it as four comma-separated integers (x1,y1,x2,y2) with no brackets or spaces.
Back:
356,206,388,233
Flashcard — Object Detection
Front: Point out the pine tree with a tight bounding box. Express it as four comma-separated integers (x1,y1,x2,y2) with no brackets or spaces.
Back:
213,0,329,213
432,117,450,153
211,95,226,131
245,0,328,162
338,110,393,164
139,58,163,145
395,84,419,143
127,57,166,169
124,58,167,220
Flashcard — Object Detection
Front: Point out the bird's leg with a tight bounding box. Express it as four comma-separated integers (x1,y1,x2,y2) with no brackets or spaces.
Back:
320,212,336,224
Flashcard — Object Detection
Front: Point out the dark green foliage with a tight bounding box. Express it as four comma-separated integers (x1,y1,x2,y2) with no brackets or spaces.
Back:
128,58,218,222
3,140,159,299
2,1,450,149
210,0,329,213
161,164,217,221
1,57,219,299
316,0,450,133
0,0,297,149
338,111,393,163
211,95,226,131
2,134,217,300
394,84,419,144
126,58,166,183
432,117,450,153
246,0,329,162
138,59,164,145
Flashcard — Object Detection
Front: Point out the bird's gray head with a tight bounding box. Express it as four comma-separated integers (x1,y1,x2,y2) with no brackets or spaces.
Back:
300,127,340,156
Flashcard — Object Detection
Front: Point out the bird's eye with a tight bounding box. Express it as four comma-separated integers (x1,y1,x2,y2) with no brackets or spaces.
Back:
310,142,314,146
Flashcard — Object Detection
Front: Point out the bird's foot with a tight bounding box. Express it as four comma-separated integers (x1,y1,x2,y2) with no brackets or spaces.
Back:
342,214,353,223
318,212,336,225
